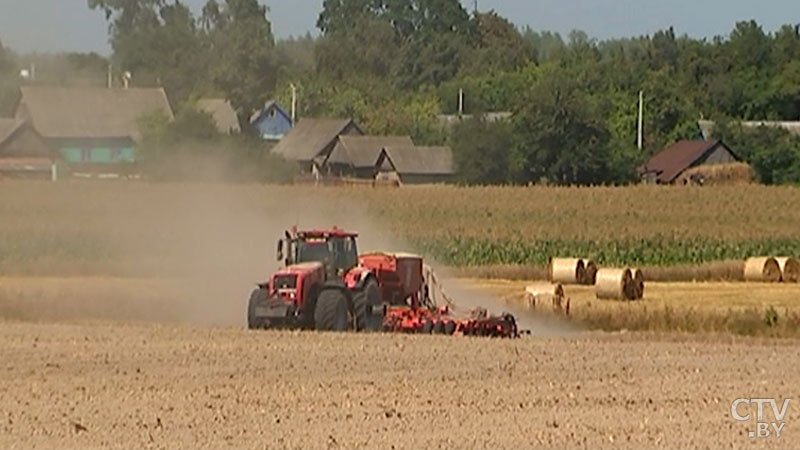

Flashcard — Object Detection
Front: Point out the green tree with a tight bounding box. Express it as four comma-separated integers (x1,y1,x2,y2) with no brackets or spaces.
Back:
202,0,278,121
315,14,398,80
460,11,533,75
450,117,513,184
511,66,613,184
111,2,206,103
88,0,164,37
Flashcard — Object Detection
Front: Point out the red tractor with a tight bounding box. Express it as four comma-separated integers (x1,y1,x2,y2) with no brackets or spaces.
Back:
247,227,520,337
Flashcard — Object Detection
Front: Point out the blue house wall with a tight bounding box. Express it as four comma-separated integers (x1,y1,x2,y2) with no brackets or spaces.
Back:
251,102,292,140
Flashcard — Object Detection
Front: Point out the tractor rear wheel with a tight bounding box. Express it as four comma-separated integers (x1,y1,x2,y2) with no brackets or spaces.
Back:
247,288,269,330
353,279,381,332
314,289,350,332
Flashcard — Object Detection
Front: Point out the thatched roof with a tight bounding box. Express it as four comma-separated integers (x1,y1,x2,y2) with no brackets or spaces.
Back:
380,145,455,175
271,118,361,162
197,98,240,134
16,86,174,141
327,135,414,168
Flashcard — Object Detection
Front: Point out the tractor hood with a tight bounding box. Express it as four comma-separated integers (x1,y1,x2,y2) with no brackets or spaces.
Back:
275,261,324,276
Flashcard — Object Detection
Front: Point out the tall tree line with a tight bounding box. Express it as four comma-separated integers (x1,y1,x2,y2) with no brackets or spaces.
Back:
3,1,800,184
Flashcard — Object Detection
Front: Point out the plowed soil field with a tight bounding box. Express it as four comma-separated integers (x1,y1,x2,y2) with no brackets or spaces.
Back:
2,317,798,449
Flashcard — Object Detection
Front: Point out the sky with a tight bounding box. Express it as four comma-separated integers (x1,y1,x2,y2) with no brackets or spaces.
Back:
1,0,799,54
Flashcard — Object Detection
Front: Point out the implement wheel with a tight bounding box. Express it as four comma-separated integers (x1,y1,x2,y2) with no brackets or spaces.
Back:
314,289,350,332
353,279,382,332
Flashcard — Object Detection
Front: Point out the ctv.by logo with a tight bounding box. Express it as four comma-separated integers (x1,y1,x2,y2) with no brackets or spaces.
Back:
731,398,791,439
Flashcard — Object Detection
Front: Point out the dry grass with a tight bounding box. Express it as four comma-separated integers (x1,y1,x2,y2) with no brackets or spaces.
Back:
452,260,745,282
676,162,755,185
474,279,800,337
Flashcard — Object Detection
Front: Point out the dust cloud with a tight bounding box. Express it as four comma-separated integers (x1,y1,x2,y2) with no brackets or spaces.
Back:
0,181,578,337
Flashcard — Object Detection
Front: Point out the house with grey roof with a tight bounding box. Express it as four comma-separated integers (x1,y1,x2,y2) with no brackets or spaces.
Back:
197,98,240,134
325,135,414,178
375,145,455,184
271,118,362,174
14,86,174,173
0,119,56,180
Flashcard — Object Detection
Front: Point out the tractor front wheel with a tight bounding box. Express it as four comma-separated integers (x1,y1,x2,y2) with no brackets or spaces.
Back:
314,289,350,332
247,288,269,330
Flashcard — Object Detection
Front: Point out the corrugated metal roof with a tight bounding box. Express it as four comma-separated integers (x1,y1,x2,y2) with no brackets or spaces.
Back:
271,118,361,162
699,119,800,139
327,135,414,168
438,112,512,127
16,86,174,141
381,145,455,175
197,98,240,134
640,140,738,183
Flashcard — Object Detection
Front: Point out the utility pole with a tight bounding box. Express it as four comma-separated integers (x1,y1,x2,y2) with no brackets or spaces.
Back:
473,0,478,13
458,88,464,116
107,63,112,89
637,90,644,150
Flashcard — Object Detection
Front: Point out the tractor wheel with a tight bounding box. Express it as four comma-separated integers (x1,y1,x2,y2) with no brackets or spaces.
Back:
444,321,457,335
247,288,269,330
353,279,382,332
314,289,350,332
422,320,434,334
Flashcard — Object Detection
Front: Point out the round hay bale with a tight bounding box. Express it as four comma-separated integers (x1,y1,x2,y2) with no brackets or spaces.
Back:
549,258,586,285
631,268,645,300
525,283,565,310
775,257,800,283
743,257,781,282
595,268,635,301
583,260,598,285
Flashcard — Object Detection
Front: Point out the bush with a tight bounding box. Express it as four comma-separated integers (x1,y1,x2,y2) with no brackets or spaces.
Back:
136,106,297,183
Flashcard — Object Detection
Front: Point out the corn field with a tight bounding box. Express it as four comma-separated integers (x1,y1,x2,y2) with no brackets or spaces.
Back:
1,181,800,275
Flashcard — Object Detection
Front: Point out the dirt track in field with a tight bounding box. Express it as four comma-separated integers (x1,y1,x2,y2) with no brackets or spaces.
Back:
1,319,798,450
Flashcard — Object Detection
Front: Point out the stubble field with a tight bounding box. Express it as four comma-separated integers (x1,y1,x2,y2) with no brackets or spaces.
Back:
2,321,799,450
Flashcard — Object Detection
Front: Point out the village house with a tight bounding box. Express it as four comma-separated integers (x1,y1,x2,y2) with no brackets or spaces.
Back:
250,100,292,141
0,118,56,180
638,139,742,184
271,118,362,175
14,86,174,175
324,135,414,178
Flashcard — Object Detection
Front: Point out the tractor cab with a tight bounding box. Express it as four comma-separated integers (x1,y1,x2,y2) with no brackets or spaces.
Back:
278,227,359,278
